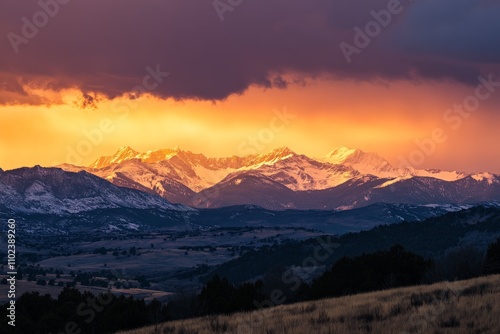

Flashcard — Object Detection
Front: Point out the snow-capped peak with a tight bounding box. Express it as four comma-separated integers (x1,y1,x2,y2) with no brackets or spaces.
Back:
116,146,139,158
324,146,359,164
91,145,300,170
90,146,189,168
60,145,499,207
91,146,140,168
141,148,185,163
253,147,296,165
323,146,473,182
325,146,389,166
323,146,397,177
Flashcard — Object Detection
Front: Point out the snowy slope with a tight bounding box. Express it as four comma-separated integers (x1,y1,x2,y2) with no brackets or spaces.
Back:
84,147,305,192
216,150,360,191
323,146,400,178
0,166,193,214
323,146,469,182
54,145,500,209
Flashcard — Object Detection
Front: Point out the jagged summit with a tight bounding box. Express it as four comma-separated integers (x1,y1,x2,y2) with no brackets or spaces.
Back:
91,146,184,168
324,146,360,164
324,146,397,177
252,147,296,165
323,146,470,181
53,145,500,209
269,146,295,156
325,146,386,165
90,146,299,170
116,146,139,157
91,146,140,168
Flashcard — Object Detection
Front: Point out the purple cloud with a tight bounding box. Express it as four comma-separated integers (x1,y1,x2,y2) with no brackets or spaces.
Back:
1,0,499,105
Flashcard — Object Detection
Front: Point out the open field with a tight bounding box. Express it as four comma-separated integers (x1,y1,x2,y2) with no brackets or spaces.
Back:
117,274,500,334
0,278,172,304
0,226,322,293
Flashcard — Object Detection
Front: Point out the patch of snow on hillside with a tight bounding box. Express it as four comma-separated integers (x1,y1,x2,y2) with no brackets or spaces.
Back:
471,172,496,185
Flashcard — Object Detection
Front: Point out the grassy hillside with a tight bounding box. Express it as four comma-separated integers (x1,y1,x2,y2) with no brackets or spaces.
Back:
117,274,500,334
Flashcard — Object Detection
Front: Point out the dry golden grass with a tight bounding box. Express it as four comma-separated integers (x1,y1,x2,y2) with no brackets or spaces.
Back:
117,274,500,334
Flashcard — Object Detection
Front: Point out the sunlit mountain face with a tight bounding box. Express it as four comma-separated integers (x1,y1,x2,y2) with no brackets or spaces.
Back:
51,146,499,210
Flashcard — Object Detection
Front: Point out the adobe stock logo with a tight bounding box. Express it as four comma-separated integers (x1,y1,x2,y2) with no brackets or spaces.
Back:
7,0,72,54
213,0,244,22
237,107,297,155
398,74,500,169
339,0,412,64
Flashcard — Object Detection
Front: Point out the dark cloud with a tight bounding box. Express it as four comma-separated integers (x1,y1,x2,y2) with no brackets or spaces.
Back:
392,0,500,63
1,0,499,106
77,93,100,110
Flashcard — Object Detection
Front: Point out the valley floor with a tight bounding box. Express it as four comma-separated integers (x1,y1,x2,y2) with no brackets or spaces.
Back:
117,274,500,334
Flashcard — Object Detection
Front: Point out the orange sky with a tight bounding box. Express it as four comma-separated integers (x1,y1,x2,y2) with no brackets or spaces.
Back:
1,78,499,173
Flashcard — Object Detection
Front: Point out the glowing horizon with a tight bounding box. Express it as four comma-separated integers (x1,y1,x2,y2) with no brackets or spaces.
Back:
2,1,500,174
1,77,500,174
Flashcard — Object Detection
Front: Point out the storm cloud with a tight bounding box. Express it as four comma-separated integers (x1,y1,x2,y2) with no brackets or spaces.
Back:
1,0,499,105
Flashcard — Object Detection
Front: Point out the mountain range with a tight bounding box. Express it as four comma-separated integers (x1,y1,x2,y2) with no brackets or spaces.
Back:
55,146,500,210
0,165,482,236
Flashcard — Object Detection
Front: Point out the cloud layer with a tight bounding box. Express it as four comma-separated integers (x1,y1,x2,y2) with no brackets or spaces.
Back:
1,0,499,105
